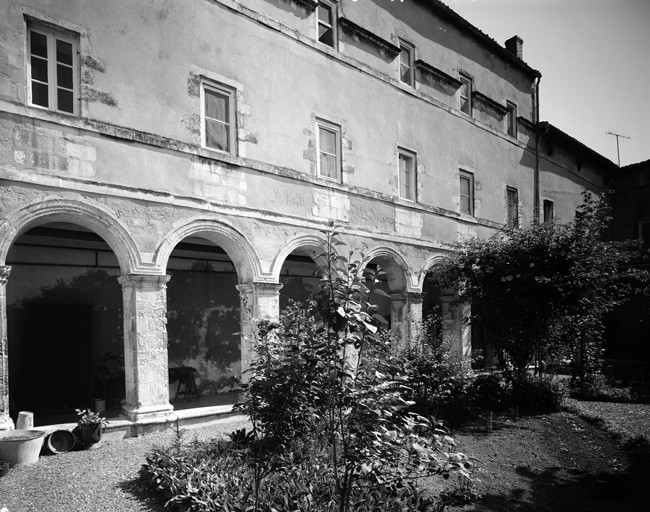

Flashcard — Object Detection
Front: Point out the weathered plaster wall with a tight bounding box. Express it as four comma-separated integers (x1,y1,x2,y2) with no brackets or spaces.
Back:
0,0,614,423
1,0,540,229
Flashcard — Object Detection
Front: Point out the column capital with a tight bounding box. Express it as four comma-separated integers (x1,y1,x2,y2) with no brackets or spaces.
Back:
0,266,11,284
406,291,424,303
236,282,283,297
118,273,170,290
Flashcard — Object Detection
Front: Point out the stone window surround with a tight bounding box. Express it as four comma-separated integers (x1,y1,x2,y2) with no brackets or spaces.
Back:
316,0,338,49
398,39,416,87
398,146,418,202
459,169,475,216
201,79,238,156
26,20,80,116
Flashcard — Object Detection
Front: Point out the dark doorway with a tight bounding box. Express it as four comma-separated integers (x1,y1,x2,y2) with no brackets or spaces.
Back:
12,303,92,414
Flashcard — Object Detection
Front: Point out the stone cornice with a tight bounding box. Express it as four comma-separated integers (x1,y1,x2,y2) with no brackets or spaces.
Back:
289,0,318,11
118,274,171,289
472,91,508,116
339,17,400,56
518,116,536,131
415,59,462,89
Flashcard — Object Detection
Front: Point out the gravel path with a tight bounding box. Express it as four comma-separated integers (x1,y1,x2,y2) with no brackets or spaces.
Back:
0,415,250,512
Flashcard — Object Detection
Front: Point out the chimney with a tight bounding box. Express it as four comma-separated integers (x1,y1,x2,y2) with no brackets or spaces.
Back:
505,35,523,60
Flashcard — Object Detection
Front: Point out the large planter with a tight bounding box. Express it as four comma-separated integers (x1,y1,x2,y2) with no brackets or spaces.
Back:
77,422,103,445
45,430,77,454
0,430,47,467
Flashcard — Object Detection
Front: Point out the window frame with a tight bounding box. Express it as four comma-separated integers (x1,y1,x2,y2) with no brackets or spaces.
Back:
398,40,415,87
506,186,519,228
26,22,79,116
459,170,475,216
398,148,417,201
506,101,517,137
317,0,337,49
543,199,554,224
201,80,237,155
459,74,473,116
316,118,342,182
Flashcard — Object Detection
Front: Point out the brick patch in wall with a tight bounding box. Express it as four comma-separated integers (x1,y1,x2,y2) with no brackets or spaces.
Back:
312,189,350,222
188,161,247,206
395,208,423,238
12,125,97,177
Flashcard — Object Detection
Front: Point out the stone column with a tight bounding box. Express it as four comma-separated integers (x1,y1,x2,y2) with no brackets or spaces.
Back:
118,274,174,423
389,292,407,349
440,291,472,366
0,266,14,430
389,292,423,350
236,282,283,382
406,292,424,347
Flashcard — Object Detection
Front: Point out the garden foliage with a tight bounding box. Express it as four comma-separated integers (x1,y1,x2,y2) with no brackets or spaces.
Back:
141,228,473,511
432,191,648,386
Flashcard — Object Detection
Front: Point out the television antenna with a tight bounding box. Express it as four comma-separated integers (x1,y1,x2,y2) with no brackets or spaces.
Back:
606,132,631,167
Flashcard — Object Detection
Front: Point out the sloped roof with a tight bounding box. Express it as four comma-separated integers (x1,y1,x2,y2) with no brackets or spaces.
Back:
430,0,542,78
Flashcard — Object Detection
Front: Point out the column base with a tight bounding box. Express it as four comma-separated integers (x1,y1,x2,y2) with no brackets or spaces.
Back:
121,403,175,423
0,412,14,431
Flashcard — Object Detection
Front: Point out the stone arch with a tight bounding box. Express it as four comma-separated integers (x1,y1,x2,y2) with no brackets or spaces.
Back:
0,198,140,273
155,218,261,283
269,233,334,282
360,246,411,293
417,253,454,291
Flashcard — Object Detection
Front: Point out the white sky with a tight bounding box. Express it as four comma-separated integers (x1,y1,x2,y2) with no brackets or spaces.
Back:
447,0,650,166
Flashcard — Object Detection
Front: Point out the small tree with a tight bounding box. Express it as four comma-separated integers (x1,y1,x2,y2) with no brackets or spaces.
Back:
432,191,648,386
239,228,472,511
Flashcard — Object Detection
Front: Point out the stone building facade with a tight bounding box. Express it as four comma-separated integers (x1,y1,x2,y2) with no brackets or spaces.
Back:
0,0,612,431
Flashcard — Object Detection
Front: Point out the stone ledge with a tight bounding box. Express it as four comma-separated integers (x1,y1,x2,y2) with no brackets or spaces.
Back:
30,405,240,440
339,17,400,56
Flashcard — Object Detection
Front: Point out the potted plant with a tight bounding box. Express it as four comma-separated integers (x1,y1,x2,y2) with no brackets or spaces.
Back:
74,409,108,447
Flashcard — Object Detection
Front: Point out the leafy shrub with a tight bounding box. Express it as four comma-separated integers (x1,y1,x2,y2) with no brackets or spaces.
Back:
140,435,449,511
570,375,650,403
403,316,475,426
510,375,566,413
143,230,474,511
469,373,509,410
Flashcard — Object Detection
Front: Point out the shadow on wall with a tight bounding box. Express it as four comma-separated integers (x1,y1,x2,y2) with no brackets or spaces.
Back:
166,261,241,395
7,269,123,415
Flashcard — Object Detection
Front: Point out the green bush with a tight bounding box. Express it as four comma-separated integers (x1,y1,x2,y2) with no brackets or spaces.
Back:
142,230,474,512
510,375,566,413
570,375,650,403
469,373,509,410
403,316,475,426
140,436,448,511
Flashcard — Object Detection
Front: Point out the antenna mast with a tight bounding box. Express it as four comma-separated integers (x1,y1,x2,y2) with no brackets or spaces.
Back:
606,132,631,167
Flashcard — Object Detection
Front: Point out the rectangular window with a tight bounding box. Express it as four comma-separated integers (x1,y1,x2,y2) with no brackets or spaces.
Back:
506,101,517,137
317,1,337,48
459,75,472,116
202,81,236,154
398,149,417,201
27,23,78,115
543,199,554,224
316,120,341,180
459,170,474,215
399,40,415,87
506,186,519,227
